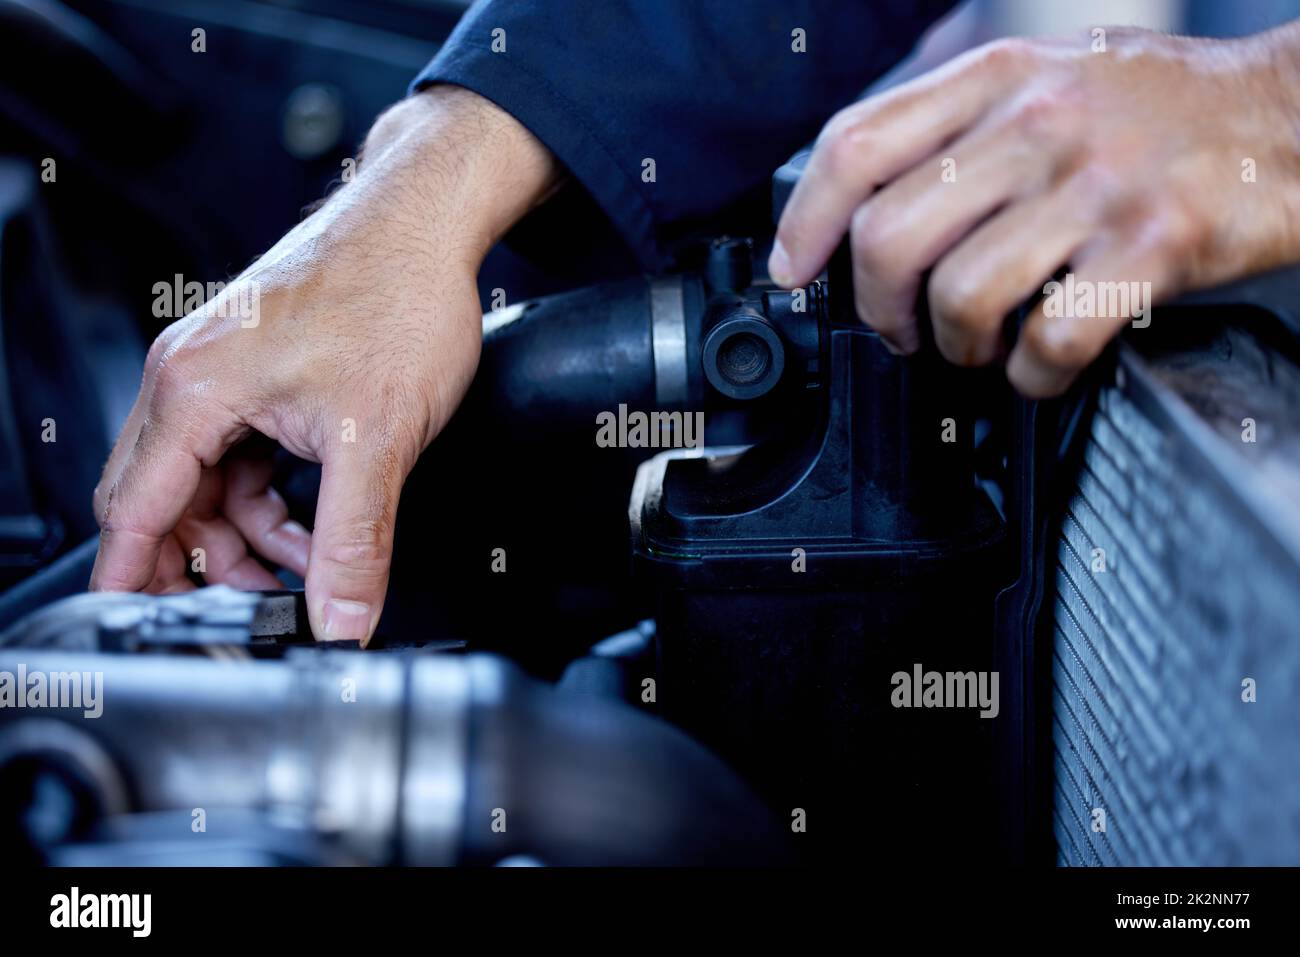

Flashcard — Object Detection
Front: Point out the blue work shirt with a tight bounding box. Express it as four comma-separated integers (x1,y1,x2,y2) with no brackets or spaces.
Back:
412,1,957,272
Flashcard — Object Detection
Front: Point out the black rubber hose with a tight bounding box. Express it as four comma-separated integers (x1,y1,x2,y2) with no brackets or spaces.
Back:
462,656,790,866
465,277,658,438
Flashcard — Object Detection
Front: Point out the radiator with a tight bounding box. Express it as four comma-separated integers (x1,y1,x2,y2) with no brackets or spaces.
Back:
1051,326,1300,866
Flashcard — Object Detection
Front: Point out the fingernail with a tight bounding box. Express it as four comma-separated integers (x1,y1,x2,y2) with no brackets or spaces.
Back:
768,240,793,287
321,599,371,642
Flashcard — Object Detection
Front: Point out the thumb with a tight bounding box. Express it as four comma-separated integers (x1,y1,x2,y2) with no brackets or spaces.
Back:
306,437,408,646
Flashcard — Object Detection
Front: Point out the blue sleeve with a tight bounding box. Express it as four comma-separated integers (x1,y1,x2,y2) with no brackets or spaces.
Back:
412,0,959,270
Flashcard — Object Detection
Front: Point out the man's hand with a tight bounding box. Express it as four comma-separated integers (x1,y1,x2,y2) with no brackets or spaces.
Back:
771,23,1300,396
90,86,558,645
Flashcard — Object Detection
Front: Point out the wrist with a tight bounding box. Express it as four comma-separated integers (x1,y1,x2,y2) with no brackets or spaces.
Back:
1248,21,1300,125
357,85,560,270
1249,21,1300,256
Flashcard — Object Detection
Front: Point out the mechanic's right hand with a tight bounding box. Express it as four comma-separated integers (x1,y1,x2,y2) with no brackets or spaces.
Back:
90,86,558,645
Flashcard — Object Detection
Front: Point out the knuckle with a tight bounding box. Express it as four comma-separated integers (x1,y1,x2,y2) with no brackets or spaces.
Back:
849,203,894,271
149,337,207,402
1069,162,1122,210
850,202,916,289
319,519,391,573
1023,317,1095,370
1151,206,1210,258
816,104,860,151
929,272,988,334
150,350,192,400
978,37,1036,73
1006,89,1073,140
144,325,181,371
819,115,870,178
855,289,909,339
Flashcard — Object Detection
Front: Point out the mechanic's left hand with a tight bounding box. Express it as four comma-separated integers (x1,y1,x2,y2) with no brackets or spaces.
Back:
770,24,1300,396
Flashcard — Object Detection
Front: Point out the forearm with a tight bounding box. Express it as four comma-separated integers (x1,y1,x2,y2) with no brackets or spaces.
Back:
1259,19,1300,140
355,84,561,270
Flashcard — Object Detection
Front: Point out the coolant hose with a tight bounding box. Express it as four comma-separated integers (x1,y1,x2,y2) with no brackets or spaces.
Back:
0,646,785,865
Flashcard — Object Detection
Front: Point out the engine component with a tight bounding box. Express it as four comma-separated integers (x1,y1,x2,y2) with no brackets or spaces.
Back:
629,297,1009,863
629,159,1011,864
1051,309,1300,866
0,588,786,866
0,585,309,652
469,236,822,438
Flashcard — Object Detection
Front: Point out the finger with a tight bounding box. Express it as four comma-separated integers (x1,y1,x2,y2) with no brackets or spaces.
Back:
90,389,241,593
96,400,146,526
771,39,1035,287
1007,222,1181,397
142,534,193,594
176,512,283,590
223,455,312,577
94,325,184,525
305,432,409,645
848,119,1071,353
927,166,1106,366
174,462,283,589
